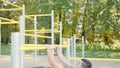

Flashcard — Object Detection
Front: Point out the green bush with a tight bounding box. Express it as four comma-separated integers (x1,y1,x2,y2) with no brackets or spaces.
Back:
76,42,120,52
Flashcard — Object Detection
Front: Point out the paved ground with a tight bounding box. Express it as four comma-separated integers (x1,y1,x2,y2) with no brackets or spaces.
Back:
0,55,120,68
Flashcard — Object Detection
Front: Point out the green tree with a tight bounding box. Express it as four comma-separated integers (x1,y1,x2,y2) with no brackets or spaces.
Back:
84,0,120,45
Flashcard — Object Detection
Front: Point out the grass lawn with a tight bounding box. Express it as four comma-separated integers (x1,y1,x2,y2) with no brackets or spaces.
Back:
1,44,11,55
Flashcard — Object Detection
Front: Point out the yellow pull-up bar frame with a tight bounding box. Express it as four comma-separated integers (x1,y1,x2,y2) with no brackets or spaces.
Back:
70,58,120,62
20,44,68,50
0,22,19,24
115,13,120,16
0,8,22,11
24,34,52,38
26,14,52,17
0,17,19,24
25,29,60,33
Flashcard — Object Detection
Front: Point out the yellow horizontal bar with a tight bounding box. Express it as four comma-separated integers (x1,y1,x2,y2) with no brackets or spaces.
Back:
37,30,60,33
22,44,68,47
25,34,52,38
70,58,120,62
25,29,51,32
55,23,60,25
22,44,44,46
54,31,60,33
25,29,60,33
76,38,81,40
115,13,120,16
25,30,42,32
36,31,50,33
0,17,19,23
0,22,19,24
20,47,46,50
20,44,68,50
1,0,22,9
26,14,52,17
0,8,22,11
25,16,34,20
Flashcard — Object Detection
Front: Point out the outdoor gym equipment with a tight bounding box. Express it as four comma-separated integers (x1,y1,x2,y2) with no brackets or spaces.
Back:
11,32,70,68
20,44,69,50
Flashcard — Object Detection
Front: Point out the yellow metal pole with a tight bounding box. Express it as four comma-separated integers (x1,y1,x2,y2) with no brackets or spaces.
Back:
37,30,60,33
54,30,60,33
25,30,39,32
26,14,52,17
0,17,18,23
25,16,34,20
115,13,120,16
70,58,120,62
25,29,59,32
25,29,49,32
25,29,50,32
0,8,22,11
0,22,19,24
22,44,68,47
76,38,81,40
1,0,22,9
36,31,50,33
25,30,60,33
25,34,52,38
20,44,68,50
55,23,60,25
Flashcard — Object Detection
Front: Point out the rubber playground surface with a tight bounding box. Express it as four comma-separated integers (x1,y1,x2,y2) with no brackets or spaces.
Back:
0,55,120,68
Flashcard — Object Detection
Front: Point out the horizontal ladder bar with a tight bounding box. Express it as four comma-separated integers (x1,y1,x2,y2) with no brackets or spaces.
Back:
0,17,18,22
25,29,60,33
0,22,19,24
0,8,22,11
25,34,52,38
70,58,120,61
26,14,52,17
20,44,68,50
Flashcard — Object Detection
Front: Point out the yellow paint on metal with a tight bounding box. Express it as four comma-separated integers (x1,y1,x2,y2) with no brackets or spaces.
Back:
0,16,19,25
25,30,42,32
26,14,51,17
0,22,19,24
0,8,22,11
22,44,44,46
25,29,60,33
115,13,120,16
1,0,22,9
76,38,81,40
20,47,46,50
0,17,19,22
20,44,68,50
25,34,52,38
36,31,49,33
22,44,68,47
36,30,60,33
54,30,60,33
55,23,60,25
25,29,51,32
25,16,34,20
70,58,120,62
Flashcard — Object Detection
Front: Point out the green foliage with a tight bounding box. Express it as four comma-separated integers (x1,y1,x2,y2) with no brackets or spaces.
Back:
84,0,120,45
0,0,120,45
1,43,11,55
77,42,120,52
